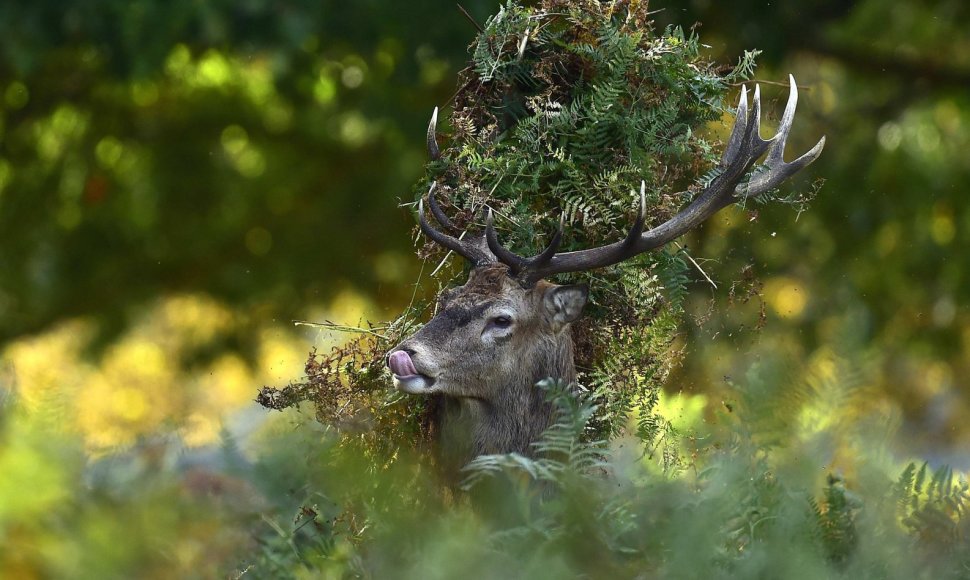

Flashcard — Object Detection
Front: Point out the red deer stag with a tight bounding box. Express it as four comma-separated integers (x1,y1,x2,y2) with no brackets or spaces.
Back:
387,76,825,463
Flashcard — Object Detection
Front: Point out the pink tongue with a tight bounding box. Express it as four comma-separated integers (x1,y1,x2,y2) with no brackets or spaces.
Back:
388,351,418,377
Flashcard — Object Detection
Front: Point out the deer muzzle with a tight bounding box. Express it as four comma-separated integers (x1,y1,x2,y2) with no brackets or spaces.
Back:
387,350,436,394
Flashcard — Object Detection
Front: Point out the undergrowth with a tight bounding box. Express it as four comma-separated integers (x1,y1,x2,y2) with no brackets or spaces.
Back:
242,345,970,578
243,2,967,577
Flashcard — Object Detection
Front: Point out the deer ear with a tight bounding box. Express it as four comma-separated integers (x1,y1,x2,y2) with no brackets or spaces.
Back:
543,284,588,327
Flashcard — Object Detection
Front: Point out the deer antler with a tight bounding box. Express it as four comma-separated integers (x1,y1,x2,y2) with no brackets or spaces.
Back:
484,75,826,286
427,107,441,161
736,76,826,197
417,76,825,286
417,183,493,266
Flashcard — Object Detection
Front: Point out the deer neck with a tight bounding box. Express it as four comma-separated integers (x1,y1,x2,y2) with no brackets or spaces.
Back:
446,333,577,460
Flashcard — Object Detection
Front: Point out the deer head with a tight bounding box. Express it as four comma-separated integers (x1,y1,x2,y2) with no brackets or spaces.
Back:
387,76,825,460
389,263,587,398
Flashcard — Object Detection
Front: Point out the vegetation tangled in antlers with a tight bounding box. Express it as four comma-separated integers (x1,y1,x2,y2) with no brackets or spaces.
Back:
259,0,812,460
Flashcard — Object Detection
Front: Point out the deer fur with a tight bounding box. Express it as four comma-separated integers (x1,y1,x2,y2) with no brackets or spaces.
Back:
388,264,587,465
389,76,823,466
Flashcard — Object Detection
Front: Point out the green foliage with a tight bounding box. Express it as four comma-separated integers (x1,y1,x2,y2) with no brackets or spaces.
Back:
417,0,761,439
240,360,970,578
894,462,970,571
245,307,965,579
258,0,762,459
1,0,969,577
462,379,607,488
811,474,860,565
0,0,496,346
671,0,970,451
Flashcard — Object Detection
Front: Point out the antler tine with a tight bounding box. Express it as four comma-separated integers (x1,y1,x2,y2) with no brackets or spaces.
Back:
426,183,461,234
516,27,530,61
721,86,749,166
739,75,826,197
418,198,458,254
517,213,566,282
427,107,441,161
485,209,528,274
531,214,565,265
621,181,648,246
750,85,769,151
516,186,644,286
735,83,772,170
418,196,491,266
486,208,567,285
769,74,799,165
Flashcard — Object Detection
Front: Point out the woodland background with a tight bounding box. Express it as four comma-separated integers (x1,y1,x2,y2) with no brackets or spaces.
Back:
0,0,968,577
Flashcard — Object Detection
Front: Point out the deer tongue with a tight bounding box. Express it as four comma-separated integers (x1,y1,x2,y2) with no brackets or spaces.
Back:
388,351,419,378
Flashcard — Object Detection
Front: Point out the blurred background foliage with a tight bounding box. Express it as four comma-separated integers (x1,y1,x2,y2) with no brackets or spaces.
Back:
0,0,969,577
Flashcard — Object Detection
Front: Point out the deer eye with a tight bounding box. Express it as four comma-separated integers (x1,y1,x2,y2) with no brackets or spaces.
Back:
491,315,512,329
